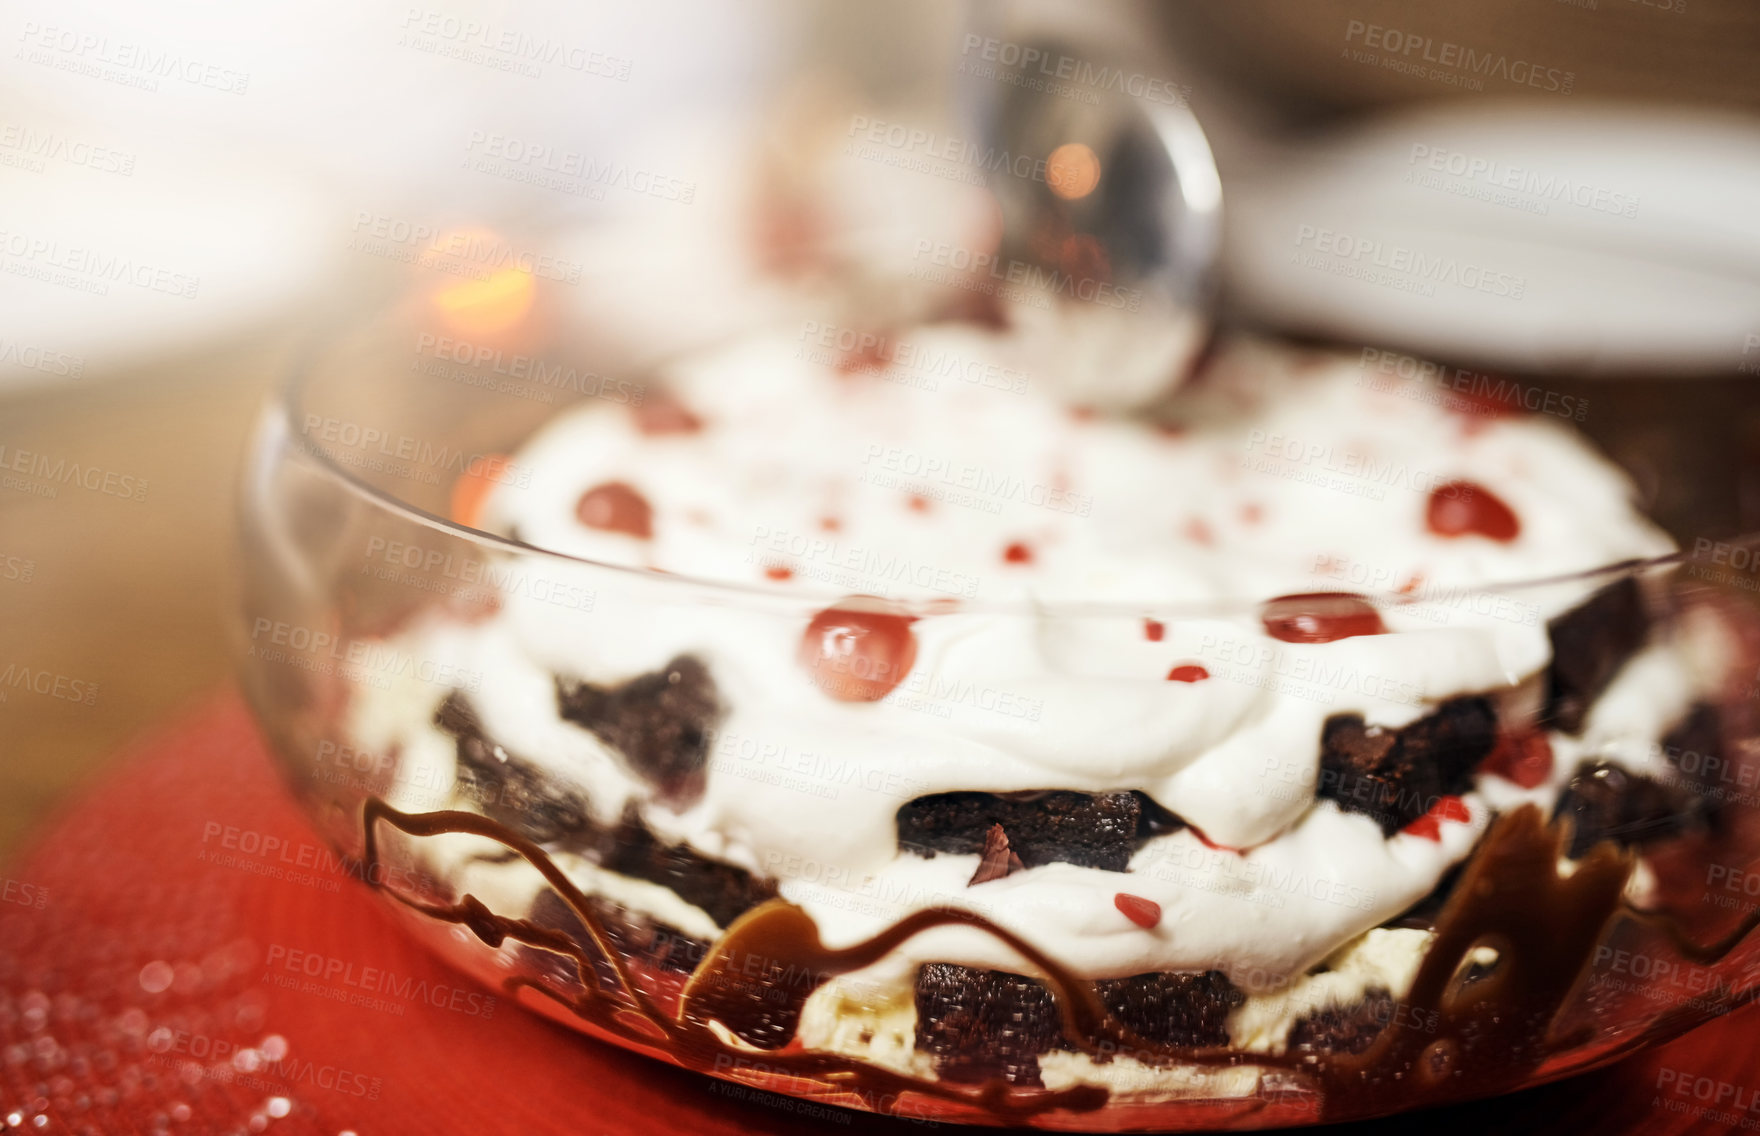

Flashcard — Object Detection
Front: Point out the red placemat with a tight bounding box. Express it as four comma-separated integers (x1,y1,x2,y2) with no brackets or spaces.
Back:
0,690,1755,1135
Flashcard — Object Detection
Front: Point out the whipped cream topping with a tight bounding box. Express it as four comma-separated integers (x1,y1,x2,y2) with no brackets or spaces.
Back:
356,327,1710,991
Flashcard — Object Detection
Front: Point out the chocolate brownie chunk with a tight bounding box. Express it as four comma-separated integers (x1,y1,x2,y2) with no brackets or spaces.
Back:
896,790,1176,872
912,964,1244,1085
436,693,774,926
523,887,712,994
1544,577,1649,734
437,693,594,844
914,964,1063,1087
1318,697,1498,835
603,807,777,928
1661,703,1727,805
1552,759,1710,858
556,655,722,804
1287,988,1397,1056
1093,970,1242,1048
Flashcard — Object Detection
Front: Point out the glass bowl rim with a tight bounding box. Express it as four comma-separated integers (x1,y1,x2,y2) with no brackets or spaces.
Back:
266,331,1760,620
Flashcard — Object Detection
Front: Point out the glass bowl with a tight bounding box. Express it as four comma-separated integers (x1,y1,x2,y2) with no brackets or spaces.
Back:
234,292,1760,1130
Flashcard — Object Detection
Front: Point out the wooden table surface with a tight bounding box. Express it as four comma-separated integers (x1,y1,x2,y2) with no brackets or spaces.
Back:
0,324,297,855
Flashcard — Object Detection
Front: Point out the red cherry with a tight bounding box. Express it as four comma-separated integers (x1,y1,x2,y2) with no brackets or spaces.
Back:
1426,481,1520,543
1143,618,1165,642
1483,730,1553,789
1166,664,1210,683
1261,593,1386,644
575,482,653,539
798,598,918,702
1114,893,1162,929
1403,796,1471,842
632,393,702,435
1003,541,1033,564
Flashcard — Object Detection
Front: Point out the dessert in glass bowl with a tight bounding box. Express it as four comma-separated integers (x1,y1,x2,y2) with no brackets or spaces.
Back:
237,291,1760,1128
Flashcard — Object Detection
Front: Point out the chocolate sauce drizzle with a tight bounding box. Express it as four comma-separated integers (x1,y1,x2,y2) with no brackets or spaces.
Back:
359,799,1760,1126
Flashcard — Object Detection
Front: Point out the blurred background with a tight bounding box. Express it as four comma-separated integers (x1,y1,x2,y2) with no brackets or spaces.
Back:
3,0,1760,854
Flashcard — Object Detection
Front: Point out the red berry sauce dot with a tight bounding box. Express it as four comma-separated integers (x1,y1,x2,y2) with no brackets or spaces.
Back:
575,482,653,539
1483,730,1553,789
1114,893,1162,929
1003,541,1033,565
1166,664,1209,683
1403,796,1472,842
1261,593,1386,644
764,565,793,582
1426,481,1520,542
798,598,919,703
908,495,931,514
1143,618,1165,642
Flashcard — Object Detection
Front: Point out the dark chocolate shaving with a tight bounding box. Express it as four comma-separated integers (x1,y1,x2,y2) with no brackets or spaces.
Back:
968,823,1025,886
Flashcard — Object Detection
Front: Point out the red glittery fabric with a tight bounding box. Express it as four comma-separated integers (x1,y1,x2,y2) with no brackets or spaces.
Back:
0,690,1753,1135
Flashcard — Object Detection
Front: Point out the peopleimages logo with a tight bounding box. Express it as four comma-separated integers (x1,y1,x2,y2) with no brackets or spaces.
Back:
912,239,1141,310
0,123,135,177
1343,21,1576,93
958,35,1190,107
262,945,497,1018
1293,226,1526,299
0,444,148,502
1407,144,1639,220
16,22,250,94
0,662,99,706
1357,347,1588,422
148,1028,383,1101
416,334,643,402
0,229,200,299
346,212,584,283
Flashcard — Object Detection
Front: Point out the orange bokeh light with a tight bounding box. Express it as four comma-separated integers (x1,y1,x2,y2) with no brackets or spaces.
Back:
1046,142,1102,201
432,266,537,337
